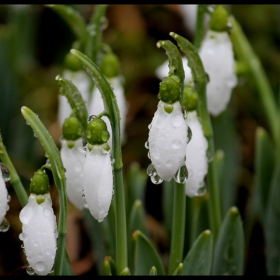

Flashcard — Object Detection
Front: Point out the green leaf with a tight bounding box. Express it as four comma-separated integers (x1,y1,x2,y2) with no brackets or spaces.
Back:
62,249,74,275
55,75,88,131
264,161,280,275
150,266,157,275
129,200,148,237
212,207,245,275
255,127,275,221
47,5,87,45
119,267,130,275
182,230,213,275
102,256,117,276
133,230,165,275
172,263,183,276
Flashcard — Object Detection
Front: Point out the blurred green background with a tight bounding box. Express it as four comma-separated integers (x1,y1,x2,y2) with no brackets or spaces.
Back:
0,4,280,276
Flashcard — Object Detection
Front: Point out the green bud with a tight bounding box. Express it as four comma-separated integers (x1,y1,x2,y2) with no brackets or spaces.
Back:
30,169,49,197
86,118,110,145
183,85,197,111
62,116,83,141
209,5,228,32
101,52,120,78
63,52,82,72
158,75,181,104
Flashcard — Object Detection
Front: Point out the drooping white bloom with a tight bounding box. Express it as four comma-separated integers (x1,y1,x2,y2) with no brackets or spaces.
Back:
0,169,8,225
199,30,237,116
60,138,86,210
88,76,127,147
185,111,208,197
83,145,113,222
19,193,57,276
155,57,192,85
58,70,91,126
148,101,187,181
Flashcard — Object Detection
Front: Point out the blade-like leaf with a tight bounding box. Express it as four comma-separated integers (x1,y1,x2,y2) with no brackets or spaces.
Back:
133,230,165,275
172,263,183,276
102,256,116,276
212,207,245,275
182,230,213,275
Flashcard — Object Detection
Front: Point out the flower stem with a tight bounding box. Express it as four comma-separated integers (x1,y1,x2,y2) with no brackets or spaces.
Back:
194,4,207,49
171,32,222,241
21,106,68,275
70,49,127,274
0,136,28,207
168,180,186,275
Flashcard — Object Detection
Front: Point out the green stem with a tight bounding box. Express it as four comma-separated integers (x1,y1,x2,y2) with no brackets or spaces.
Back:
229,16,280,157
194,4,207,49
0,136,28,207
170,32,222,241
168,181,186,275
70,49,127,274
21,106,68,275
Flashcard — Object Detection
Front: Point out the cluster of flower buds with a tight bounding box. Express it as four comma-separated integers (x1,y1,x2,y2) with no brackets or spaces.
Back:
19,169,58,276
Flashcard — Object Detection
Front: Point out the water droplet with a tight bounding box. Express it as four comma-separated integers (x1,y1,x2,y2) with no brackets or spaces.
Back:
148,124,152,129
0,163,10,182
21,244,25,248
35,261,46,272
172,139,182,149
196,183,207,196
205,72,210,82
19,233,27,241
26,266,35,275
0,218,10,232
182,107,188,119
151,173,163,185
171,114,183,127
110,156,115,164
187,126,192,144
88,115,96,123
7,195,11,202
174,165,188,184
26,121,30,126
207,151,214,162
82,194,85,198
147,151,151,159
43,208,50,217
6,205,9,211
144,141,149,149
147,163,156,176
33,132,38,138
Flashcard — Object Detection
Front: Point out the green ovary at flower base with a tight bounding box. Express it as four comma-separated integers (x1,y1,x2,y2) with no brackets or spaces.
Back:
19,169,58,276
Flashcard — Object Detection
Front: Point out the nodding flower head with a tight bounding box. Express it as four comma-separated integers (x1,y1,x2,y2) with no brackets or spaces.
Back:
0,166,10,231
19,170,57,276
83,117,113,222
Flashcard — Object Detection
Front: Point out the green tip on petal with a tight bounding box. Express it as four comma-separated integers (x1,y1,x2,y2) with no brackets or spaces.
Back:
183,85,197,111
30,169,50,196
101,52,120,78
158,75,181,104
210,5,229,32
86,117,110,145
62,116,83,141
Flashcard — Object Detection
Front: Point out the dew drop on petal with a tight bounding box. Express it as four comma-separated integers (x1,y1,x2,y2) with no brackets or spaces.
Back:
110,156,115,164
148,124,152,129
19,232,27,241
172,139,182,149
26,266,35,275
144,141,149,149
0,218,10,232
0,163,10,182
21,244,25,248
182,107,188,120
147,151,151,159
147,163,156,176
174,165,188,184
171,114,183,127
151,173,163,185
207,151,214,162
87,115,96,123
187,126,192,144
35,261,46,272
7,195,11,202
196,183,207,197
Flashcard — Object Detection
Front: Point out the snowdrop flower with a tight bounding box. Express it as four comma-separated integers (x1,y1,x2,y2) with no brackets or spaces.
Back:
199,5,237,116
0,166,10,231
147,74,188,183
60,116,86,210
83,117,113,222
19,170,57,276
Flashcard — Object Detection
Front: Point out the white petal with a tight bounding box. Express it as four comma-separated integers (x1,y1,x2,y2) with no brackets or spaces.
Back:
185,111,208,196
87,76,127,147
155,57,193,85
60,138,86,210
58,70,91,126
148,101,187,181
0,169,8,224
199,30,237,116
83,146,113,222
19,193,57,276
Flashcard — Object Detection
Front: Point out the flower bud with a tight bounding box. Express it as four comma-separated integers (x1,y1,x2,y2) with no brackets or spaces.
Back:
101,52,120,78
19,193,57,276
83,145,113,222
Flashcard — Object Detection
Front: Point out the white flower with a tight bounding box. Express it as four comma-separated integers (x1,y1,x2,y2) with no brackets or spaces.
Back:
155,57,192,85
58,70,91,126
19,193,57,276
88,76,127,147
0,169,8,225
185,111,208,196
60,138,86,210
83,145,113,222
199,30,237,116
148,101,187,181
